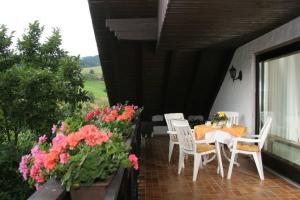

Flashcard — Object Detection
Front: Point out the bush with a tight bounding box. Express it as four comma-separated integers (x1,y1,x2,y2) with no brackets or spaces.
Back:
0,131,35,200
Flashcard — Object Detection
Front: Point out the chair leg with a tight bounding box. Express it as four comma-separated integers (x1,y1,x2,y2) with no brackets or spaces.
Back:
169,141,175,163
253,153,264,180
257,152,264,179
235,154,239,167
193,155,201,182
227,151,236,179
199,155,203,169
178,149,184,175
203,155,207,166
182,153,185,168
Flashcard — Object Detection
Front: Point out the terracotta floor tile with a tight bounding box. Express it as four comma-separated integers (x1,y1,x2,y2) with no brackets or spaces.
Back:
138,136,300,200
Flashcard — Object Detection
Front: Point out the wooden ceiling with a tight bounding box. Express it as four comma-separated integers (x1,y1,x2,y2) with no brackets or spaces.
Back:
157,0,300,49
88,0,300,120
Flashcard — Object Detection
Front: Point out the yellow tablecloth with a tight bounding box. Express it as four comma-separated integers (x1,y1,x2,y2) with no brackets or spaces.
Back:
194,124,247,140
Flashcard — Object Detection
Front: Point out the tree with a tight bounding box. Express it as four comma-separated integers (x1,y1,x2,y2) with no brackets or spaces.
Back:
0,25,18,71
0,21,89,144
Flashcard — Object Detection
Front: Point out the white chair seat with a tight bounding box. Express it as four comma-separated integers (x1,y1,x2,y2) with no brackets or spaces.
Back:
236,143,259,152
196,144,215,153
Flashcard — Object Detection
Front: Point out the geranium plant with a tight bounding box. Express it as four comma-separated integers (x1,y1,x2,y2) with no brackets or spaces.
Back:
19,104,140,191
84,103,142,137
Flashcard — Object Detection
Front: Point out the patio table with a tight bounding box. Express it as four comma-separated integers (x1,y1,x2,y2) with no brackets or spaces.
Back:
194,124,247,140
194,124,247,177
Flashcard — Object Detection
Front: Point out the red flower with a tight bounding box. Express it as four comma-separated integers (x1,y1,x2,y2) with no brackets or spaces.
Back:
85,112,95,121
94,108,101,116
110,109,119,117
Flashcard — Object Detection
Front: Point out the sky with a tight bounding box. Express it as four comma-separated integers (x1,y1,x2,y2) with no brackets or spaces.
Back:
0,0,98,57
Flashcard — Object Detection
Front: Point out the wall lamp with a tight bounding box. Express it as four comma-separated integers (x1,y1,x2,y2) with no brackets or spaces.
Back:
229,65,242,82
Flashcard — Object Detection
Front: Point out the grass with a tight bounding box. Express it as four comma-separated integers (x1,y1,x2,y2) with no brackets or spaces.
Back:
81,66,108,106
81,67,103,76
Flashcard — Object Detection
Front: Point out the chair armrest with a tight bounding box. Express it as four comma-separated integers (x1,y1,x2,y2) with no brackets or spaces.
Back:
244,134,260,138
167,131,177,135
195,140,210,144
236,137,259,143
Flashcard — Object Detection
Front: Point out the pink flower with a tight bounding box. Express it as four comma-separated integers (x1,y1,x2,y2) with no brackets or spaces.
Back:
36,175,45,183
59,153,70,164
51,124,57,134
19,154,31,180
52,133,66,147
30,151,46,185
128,154,139,170
67,132,83,149
31,145,39,157
51,133,67,153
78,125,112,147
38,135,47,144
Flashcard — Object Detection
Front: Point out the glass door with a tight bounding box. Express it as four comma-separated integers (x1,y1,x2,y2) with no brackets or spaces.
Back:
259,52,300,166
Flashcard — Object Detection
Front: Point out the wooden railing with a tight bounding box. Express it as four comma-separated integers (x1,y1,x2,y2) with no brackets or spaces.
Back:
28,117,141,200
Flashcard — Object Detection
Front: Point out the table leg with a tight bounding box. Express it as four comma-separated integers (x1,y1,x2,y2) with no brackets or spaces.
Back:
203,154,216,165
215,141,224,178
221,144,240,167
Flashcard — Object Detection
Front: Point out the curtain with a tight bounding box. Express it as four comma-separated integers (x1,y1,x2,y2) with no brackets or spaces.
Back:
263,52,300,143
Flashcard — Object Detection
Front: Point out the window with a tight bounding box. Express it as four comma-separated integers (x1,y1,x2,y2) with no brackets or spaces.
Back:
259,51,300,166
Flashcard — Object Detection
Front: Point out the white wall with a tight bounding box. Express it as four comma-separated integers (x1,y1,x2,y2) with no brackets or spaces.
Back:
210,17,300,134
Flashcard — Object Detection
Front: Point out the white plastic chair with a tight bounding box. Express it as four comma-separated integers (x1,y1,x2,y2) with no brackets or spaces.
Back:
219,111,239,125
227,117,272,180
172,119,223,181
164,113,184,162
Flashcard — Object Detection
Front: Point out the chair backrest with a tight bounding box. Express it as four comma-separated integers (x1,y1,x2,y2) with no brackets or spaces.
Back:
172,119,195,153
258,117,272,150
219,111,239,125
164,113,184,131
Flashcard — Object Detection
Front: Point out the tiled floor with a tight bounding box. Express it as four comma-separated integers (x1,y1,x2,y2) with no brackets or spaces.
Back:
138,136,300,200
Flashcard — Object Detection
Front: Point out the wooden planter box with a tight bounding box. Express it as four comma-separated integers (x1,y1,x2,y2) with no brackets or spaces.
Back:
70,176,113,200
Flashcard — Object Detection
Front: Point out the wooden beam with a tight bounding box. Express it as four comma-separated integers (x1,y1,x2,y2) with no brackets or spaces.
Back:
106,18,157,41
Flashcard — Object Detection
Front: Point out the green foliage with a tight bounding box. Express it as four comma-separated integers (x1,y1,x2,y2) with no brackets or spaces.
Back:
80,55,100,67
0,131,35,200
63,111,85,133
0,25,19,71
0,21,89,141
58,56,89,107
60,133,130,191
17,21,44,67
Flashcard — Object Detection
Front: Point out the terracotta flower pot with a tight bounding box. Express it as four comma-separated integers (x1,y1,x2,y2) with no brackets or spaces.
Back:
70,176,113,200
